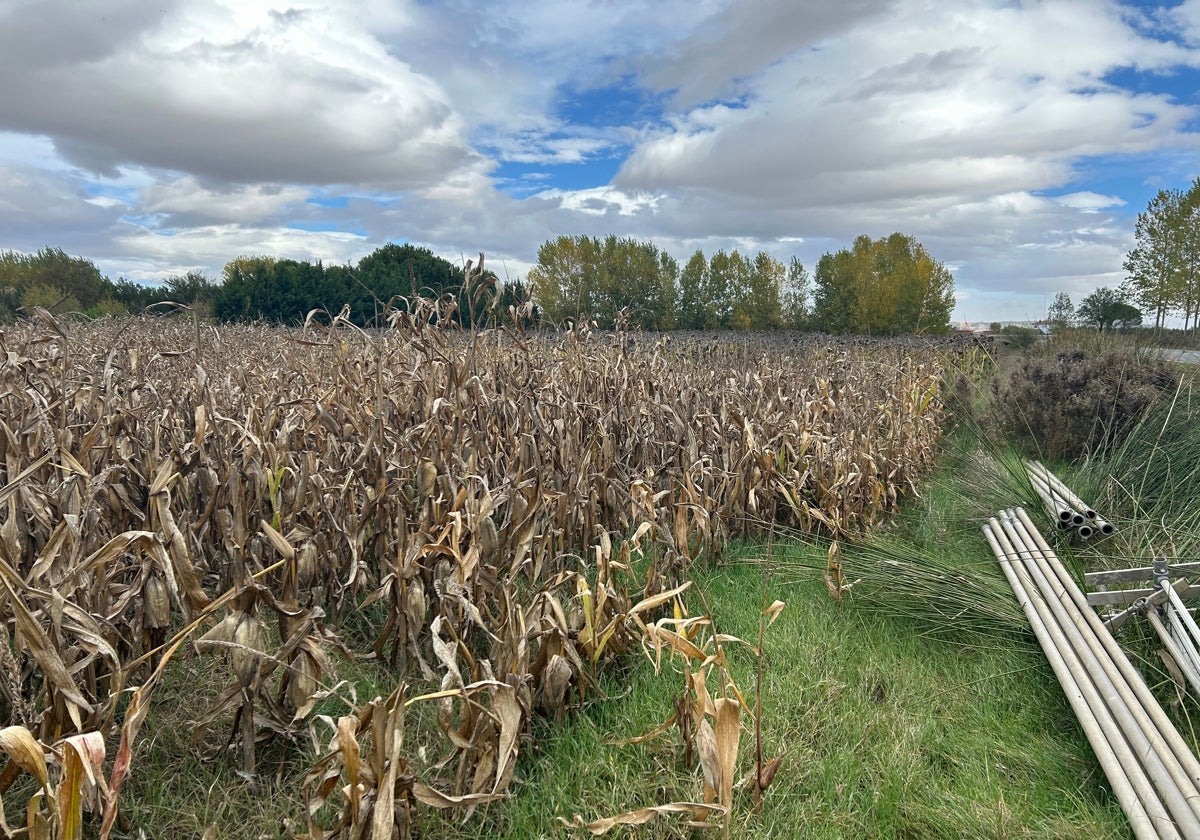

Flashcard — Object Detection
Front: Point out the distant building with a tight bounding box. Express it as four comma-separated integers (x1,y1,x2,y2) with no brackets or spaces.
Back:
954,320,1052,336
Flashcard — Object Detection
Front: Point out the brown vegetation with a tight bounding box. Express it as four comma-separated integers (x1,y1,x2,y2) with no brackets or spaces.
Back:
0,308,949,837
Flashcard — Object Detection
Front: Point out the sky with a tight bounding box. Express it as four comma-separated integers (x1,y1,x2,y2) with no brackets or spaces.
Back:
1,0,1199,324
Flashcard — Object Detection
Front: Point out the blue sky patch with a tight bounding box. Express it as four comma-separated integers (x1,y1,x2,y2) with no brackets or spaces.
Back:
306,195,350,209
555,75,666,129
1104,64,1200,109
493,157,624,195
1057,149,1199,215
84,182,139,204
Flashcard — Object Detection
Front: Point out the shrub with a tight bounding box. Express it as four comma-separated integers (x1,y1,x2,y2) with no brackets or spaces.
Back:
989,347,1178,460
21,281,80,314
999,325,1039,349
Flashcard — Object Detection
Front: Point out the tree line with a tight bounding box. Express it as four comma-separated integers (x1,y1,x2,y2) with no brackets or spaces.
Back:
529,232,955,334
1,232,959,335
0,245,531,329
1046,288,1144,332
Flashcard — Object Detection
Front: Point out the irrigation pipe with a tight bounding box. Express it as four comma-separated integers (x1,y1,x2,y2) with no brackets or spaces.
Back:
1028,461,1117,536
983,521,1166,839
1165,584,1200,656
1027,471,1074,524
1013,509,1200,799
1028,461,1097,518
1001,512,1200,832
1014,506,1200,792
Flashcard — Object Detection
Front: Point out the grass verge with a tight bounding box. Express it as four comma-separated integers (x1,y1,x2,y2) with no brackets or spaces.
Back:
407,544,1128,839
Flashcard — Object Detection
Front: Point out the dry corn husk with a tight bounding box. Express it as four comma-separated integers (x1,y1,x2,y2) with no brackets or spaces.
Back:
142,574,171,630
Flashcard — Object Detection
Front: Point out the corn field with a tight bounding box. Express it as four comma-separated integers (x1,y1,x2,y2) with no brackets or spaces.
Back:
0,306,954,837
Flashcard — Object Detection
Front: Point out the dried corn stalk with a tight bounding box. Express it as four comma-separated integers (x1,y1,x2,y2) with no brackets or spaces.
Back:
0,309,949,834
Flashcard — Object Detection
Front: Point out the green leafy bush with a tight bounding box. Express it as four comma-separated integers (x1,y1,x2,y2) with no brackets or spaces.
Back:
999,324,1039,349
990,347,1178,460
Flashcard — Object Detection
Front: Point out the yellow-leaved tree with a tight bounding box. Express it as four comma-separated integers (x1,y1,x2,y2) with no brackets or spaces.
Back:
811,233,955,335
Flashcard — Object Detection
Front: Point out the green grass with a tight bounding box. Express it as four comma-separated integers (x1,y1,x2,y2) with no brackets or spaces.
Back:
408,549,1128,839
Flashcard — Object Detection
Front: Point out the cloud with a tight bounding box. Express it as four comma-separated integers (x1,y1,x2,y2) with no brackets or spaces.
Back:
0,0,483,188
1,0,1199,325
1054,191,1126,211
0,165,128,253
139,178,311,226
640,0,891,109
617,1,1199,208
109,223,369,283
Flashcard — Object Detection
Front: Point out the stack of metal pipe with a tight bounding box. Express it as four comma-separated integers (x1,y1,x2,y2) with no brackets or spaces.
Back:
1025,460,1116,540
983,508,1200,839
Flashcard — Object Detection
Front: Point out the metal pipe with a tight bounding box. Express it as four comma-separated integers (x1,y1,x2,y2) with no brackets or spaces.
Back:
991,531,1171,839
1028,470,1086,526
1001,512,1200,833
1013,507,1200,794
1164,584,1200,649
1011,512,1200,789
1028,460,1098,519
984,521,1167,839
1026,462,1114,536
1028,470,1075,523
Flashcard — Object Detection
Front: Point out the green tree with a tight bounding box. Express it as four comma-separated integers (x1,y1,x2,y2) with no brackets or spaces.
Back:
1047,292,1074,328
812,250,857,334
596,236,677,329
812,234,954,335
0,248,108,311
676,250,709,330
1124,188,1187,329
528,235,601,325
528,235,677,329
213,257,280,322
211,245,497,328
109,278,167,312
1113,302,1144,330
781,257,810,329
0,277,19,323
654,250,680,329
1178,179,1200,331
356,243,489,326
164,271,217,305
493,279,539,328
728,252,784,330
21,282,81,314
223,255,278,286
706,250,740,329
1077,286,1141,331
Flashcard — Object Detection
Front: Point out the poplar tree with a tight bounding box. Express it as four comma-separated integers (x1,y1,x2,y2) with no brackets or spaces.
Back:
1124,188,1186,329
811,233,954,335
